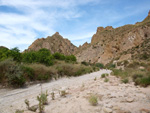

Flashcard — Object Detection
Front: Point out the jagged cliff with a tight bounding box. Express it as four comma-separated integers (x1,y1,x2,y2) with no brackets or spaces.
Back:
27,32,77,55
76,11,150,64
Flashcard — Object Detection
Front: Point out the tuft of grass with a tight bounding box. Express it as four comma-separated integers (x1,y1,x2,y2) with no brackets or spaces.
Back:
121,78,129,84
104,78,109,82
15,110,24,113
101,73,109,78
60,90,67,97
88,95,98,106
94,77,97,81
51,92,55,100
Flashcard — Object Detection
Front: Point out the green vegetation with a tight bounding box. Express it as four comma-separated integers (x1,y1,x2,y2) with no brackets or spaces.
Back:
95,63,104,68
0,47,98,88
111,61,150,87
51,92,55,100
101,73,109,78
60,90,67,97
121,78,129,84
24,99,38,112
104,78,109,82
88,95,98,106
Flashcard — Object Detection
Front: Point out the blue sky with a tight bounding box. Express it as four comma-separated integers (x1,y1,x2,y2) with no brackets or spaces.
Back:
0,0,149,51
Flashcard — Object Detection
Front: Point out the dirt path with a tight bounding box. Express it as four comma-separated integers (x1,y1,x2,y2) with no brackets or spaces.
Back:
0,69,150,113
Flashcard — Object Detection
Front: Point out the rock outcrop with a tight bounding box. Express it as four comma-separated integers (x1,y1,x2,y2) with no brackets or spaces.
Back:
27,32,77,55
26,11,150,65
76,11,150,64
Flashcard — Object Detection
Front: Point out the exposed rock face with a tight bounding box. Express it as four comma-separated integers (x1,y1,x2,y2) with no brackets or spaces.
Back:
27,32,77,55
76,12,150,64
26,11,150,64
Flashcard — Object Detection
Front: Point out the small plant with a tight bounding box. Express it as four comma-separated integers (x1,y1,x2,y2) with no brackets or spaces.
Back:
94,77,97,81
101,73,108,78
122,78,129,84
37,95,44,113
15,110,24,113
104,78,109,82
24,99,38,112
88,95,98,106
41,90,48,105
51,92,55,100
24,99,30,109
60,90,67,97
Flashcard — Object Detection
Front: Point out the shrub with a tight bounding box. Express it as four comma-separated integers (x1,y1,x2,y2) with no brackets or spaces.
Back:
101,73,109,78
106,63,116,69
27,64,56,81
81,61,89,66
132,74,143,81
88,95,98,106
51,92,55,100
112,69,128,78
104,78,109,82
5,64,26,87
139,76,150,87
53,52,65,60
15,110,24,113
121,78,129,84
65,55,77,62
22,66,34,81
95,63,104,68
60,90,67,97
37,95,44,113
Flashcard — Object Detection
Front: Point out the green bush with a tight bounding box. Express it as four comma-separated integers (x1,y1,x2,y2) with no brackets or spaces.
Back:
65,55,77,62
6,64,26,87
101,73,109,78
95,63,104,68
28,64,56,81
88,95,98,106
22,66,34,81
139,76,150,87
53,52,65,60
104,78,109,82
0,59,26,87
121,78,129,84
81,61,89,66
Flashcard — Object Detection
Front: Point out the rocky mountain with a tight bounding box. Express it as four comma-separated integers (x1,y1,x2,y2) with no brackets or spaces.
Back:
27,11,150,65
27,32,77,55
76,11,150,64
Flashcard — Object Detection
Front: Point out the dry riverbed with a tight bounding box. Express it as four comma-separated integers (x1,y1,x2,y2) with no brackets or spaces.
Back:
0,69,150,113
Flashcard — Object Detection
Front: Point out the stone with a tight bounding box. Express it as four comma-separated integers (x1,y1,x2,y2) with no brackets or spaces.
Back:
103,107,113,113
126,98,134,103
140,108,150,113
115,109,131,113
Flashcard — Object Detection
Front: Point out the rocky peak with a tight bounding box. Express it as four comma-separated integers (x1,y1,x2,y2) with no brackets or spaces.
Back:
27,33,77,55
53,32,60,36
148,10,150,16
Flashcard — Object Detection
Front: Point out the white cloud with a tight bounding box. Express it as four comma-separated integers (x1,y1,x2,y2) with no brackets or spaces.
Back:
0,0,100,50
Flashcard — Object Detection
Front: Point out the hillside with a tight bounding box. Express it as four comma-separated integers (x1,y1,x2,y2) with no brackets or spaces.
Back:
76,11,150,65
26,32,77,55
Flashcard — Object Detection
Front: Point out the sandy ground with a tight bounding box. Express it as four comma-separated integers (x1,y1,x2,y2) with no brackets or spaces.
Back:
0,69,150,113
